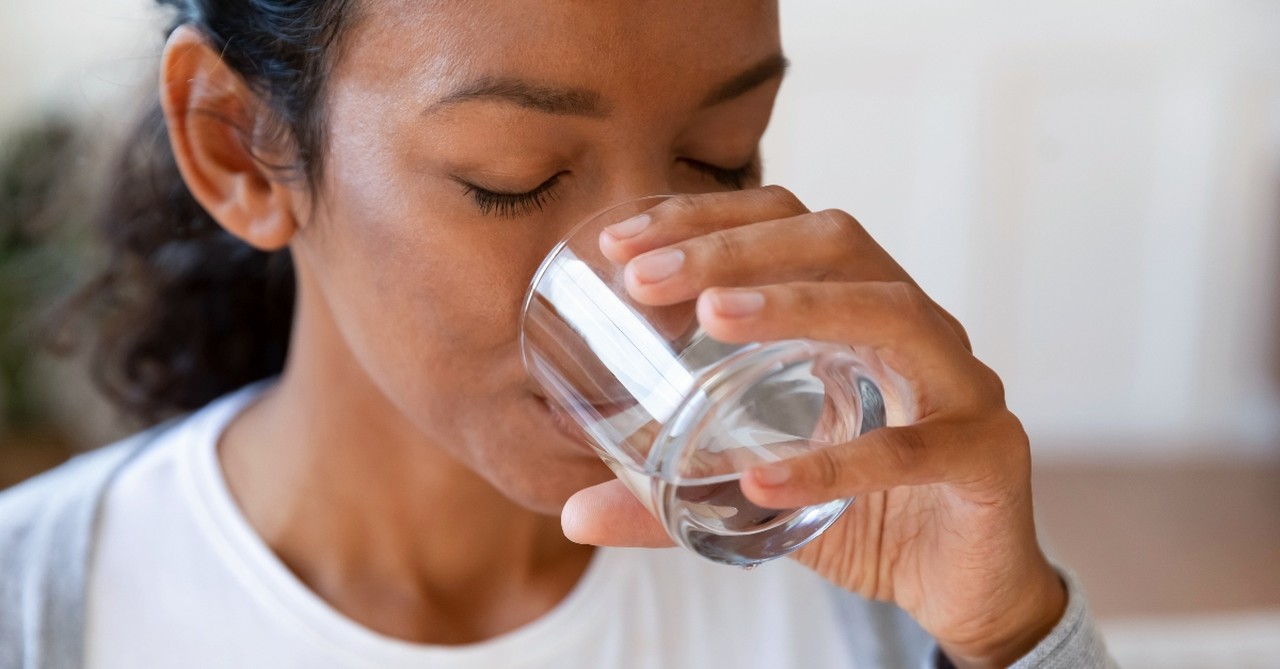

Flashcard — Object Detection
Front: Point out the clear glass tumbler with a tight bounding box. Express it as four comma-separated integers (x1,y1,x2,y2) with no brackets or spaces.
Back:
521,196,904,567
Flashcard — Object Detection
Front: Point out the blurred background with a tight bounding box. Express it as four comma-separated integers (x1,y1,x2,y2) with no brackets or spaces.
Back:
2,0,1278,666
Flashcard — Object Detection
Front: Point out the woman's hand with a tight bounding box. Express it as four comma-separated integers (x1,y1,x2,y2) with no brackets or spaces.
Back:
560,186,1066,668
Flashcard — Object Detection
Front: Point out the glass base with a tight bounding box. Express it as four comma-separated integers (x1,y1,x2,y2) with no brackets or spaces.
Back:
646,339,886,567
664,474,851,567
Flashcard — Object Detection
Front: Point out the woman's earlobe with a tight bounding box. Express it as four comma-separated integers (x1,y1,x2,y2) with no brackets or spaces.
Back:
231,172,299,251
159,25,300,251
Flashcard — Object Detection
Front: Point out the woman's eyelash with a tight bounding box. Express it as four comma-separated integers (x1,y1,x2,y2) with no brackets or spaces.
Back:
462,173,563,218
460,158,756,217
687,158,760,190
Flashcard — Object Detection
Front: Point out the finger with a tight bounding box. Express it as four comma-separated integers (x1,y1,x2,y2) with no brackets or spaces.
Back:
561,479,674,548
620,209,911,307
608,203,971,351
597,185,809,264
740,414,1021,508
696,282,984,406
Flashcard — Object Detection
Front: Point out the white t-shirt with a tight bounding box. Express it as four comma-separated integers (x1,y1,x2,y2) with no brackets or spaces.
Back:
84,384,863,669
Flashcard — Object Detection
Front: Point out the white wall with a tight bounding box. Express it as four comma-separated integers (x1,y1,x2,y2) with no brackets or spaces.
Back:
3,0,1279,462
0,0,160,131
764,0,1280,461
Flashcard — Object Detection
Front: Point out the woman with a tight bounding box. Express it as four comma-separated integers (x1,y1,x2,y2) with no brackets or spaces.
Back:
0,1,1115,667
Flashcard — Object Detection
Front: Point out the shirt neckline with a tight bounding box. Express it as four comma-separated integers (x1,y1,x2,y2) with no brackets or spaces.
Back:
177,381,619,668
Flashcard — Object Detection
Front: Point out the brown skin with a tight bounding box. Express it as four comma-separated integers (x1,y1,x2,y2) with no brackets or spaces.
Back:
161,0,1063,665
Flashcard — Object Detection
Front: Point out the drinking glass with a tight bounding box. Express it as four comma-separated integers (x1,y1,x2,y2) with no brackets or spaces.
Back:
521,195,907,567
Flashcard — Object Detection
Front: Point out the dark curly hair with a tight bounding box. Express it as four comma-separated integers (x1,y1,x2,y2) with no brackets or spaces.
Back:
80,0,356,425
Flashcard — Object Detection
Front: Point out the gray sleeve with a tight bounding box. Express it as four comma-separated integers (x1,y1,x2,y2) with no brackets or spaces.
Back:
928,568,1119,669
0,426,166,669
0,447,127,669
827,567,1118,669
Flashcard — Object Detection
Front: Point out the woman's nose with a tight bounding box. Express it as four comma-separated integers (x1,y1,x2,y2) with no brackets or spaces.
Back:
528,161,677,274
590,155,681,220
601,179,678,214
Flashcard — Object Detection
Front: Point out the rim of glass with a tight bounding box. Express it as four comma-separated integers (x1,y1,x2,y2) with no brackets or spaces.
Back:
518,194,675,375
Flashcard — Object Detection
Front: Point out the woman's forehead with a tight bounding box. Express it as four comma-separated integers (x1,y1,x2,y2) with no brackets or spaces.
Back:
335,0,781,110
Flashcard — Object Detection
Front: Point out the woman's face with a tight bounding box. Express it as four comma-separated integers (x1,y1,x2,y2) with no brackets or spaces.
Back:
296,0,782,513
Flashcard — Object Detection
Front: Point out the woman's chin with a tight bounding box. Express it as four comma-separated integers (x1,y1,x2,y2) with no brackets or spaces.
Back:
479,450,615,517
450,394,620,515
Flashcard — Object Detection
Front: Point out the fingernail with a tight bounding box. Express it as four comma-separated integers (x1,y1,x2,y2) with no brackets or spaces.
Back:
710,290,765,318
753,464,791,486
604,214,650,240
630,248,684,284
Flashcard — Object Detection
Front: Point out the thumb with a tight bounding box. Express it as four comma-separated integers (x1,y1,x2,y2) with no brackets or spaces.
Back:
740,423,950,509
562,479,674,548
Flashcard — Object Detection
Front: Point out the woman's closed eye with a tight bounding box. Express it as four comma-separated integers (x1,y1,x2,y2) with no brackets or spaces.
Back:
458,155,760,219
461,172,566,218
682,157,760,190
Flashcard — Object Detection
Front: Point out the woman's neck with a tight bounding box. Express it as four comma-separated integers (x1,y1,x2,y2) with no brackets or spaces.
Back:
217,299,593,644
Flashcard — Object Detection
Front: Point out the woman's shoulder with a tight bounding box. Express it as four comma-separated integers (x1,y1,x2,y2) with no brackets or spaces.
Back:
0,378,266,541
0,424,171,532
0,419,189,667
0,418,192,583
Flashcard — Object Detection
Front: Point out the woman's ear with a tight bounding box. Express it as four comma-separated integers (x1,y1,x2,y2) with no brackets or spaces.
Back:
160,25,300,251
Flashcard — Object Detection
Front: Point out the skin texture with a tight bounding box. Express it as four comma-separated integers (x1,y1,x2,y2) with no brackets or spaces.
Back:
159,1,1064,666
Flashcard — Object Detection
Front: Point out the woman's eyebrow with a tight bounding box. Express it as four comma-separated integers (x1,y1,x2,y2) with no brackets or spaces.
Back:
424,52,789,118
699,52,789,109
427,76,611,117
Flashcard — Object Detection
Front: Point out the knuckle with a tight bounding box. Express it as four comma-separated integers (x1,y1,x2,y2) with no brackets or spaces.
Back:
882,281,933,327
813,210,870,267
883,282,975,353
814,207,859,230
786,284,823,316
808,448,843,490
987,410,1031,468
962,360,1008,414
759,184,806,212
942,312,974,352
973,360,1008,406
659,193,700,219
927,302,974,352
705,229,745,268
994,409,1028,443
813,209,865,246
884,428,929,476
